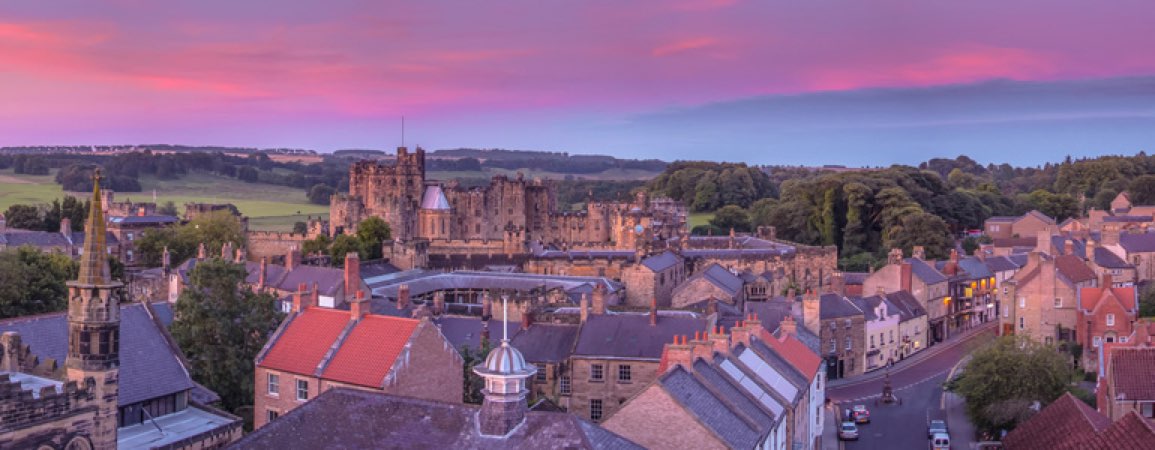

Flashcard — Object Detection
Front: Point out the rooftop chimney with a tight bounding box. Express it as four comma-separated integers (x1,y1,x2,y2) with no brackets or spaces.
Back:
481,291,492,320
660,335,693,372
1135,319,1151,346
286,246,301,271
1102,224,1120,246
580,293,589,323
887,248,903,265
709,325,730,354
689,331,714,362
592,283,606,315
830,271,845,296
433,291,445,316
344,252,361,302
521,302,532,329
292,282,310,312
1102,273,1113,289
780,315,797,337
912,246,925,261
802,290,821,336
397,284,410,310
311,281,320,307
649,296,658,326
900,261,913,293
350,290,368,320
1036,230,1053,254
1086,239,1098,263
1064,239,1074,256
60,217,71,236
257,257,268,289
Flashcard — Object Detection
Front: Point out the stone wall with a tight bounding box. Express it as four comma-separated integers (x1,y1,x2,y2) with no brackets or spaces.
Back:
600,384,726,450
567,358,658,423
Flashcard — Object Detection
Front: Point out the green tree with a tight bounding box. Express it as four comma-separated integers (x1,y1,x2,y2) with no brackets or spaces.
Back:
292,221,308,234
709,205,751,233
949,336,1074,435
888,212,954,260
1139,287,1155,318
158,201,179,216
329,234,365,267
307,184,336,205
1128,175,1155,205
1092,189,1118,212
0,246,78,319
170,258,283,414
136,211,246,267
461,340,493,404
748,198,779,228
355,217,392,260
4,204,43,230
301,234,332,256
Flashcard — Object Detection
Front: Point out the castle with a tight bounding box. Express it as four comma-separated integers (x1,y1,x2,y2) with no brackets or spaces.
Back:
330,146,687,255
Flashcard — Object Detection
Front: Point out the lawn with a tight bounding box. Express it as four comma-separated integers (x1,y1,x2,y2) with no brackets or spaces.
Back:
689,212,715,229
0,169,327,229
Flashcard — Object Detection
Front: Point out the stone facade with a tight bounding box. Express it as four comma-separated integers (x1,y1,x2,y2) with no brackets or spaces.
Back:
567,358,658,423
1001,252,1092,346
601,385,726,450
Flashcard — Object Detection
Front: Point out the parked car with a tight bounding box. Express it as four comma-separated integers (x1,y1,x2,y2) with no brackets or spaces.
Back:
927,419,948,439
930,432,950,449
852,405,870,424
839,421,859,441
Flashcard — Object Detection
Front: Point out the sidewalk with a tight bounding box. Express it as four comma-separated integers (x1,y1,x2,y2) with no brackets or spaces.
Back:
828,322,995,389
821,401,842,450
942,356,977,449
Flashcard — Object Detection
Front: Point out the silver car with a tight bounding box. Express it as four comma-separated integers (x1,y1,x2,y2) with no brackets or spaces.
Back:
839,421,859,441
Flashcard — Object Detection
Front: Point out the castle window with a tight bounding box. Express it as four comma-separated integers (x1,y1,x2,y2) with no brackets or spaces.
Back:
296,379,309,401
267,373,280,396
590,399,604,422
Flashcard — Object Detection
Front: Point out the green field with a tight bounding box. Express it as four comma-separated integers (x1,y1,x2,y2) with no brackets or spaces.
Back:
0,169,327,230
688,212,714,229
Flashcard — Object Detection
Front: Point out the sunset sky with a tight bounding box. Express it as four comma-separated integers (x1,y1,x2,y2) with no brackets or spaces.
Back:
2,1,1154,165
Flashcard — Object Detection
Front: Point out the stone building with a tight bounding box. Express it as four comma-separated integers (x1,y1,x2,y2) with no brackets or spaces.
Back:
618,251,686,307
330,146,686,252
671,263,746,310
0,171,240,449
802,290,866,379
863,248,951,343
1002,251,1097,346
851,295,902,372
253,290,463,429
983,210,1056,240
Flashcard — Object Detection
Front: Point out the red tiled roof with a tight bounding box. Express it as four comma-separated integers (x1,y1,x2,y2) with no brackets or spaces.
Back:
1096,412,1155,450
1055,255,1096,284
322,316,420,387
1109,347,1155,401
1080,286,1137,312
260,308,351,375
1002,393,1108,450
761,330,821,380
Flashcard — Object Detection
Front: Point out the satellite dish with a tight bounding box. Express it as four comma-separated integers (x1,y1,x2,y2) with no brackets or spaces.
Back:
634,224,645,235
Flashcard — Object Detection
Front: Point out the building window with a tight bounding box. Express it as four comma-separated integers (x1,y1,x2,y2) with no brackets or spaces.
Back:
591,364,604,381
560,376,571,395
889,330,894,343
267,373,279,396
296,379,308,401
829,339,836,353
590,399,604,422
845,337,852,351
1019,297,1025,308
870,335,874,348
126,232,134,241
1093,336,1102,347
1106,314,1116,326
1054,298,1061,308
1019,317,1025,330
844,319,851,329
1142,402,1154,418
618,365,632,383
126,250,134,263
535,363,547,382
266,409,279,422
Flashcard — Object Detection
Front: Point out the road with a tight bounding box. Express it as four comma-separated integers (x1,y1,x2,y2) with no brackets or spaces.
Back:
826,323,996,450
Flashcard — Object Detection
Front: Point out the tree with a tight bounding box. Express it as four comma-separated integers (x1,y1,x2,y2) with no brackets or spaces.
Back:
948,336,1074,435
355,217,392,260
301,234,332,256
329,234,365,267
748,198,779,228
307,184,336,205
0,246,78,319
1128,175,1155,205
158,201,179,217
292,221,308,234
888,212,954,260
170,258,282,413
3,204,43,230
461,339,492,404
709,205,751,233
1139,286,1155,318
136,211,246,267
237,166,260,183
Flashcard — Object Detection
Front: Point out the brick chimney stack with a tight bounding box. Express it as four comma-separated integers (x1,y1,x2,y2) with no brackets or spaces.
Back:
1064,239,1074,256
1135,319,1151,346
649,296,658,326
887,248,903,265
1086,239,1098,263
350,290,368,320
900,261,913,293
730,319,752,347
689,331,714,363
830,271,845,296
344,252,360,301
780,315,797,337
709,325,730,354
1102,224,1120,246
592,283,606,315
311,281,320,307
481,291,492,320
660,335,693,372
1102,273,1113,288
802,290,821,336
285,246,301,271
397,284,410,310
521,302,532,329
60,217,71,236
257,257,268,289
580,293,589,323
912,246,925,261
292,282,310,312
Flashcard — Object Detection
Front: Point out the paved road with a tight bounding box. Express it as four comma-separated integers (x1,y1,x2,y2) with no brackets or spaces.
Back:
826,324,996,450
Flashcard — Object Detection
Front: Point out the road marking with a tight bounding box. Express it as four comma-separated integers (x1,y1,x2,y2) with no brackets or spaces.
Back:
940,356,969,410
829,323,995,390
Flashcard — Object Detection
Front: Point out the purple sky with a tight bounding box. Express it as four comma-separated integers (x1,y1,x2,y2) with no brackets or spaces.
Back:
2,1,1154,165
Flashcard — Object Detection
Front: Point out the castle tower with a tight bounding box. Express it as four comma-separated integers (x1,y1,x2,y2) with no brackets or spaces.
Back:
418,185,452,240
473,296,536,436
65,169,123,450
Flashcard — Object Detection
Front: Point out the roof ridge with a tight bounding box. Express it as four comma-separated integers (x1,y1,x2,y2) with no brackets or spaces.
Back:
315,318,359,377
685,364,766,433
659,366,757,448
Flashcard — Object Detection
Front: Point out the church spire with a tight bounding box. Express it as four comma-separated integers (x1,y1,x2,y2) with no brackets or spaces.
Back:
77,168,112,285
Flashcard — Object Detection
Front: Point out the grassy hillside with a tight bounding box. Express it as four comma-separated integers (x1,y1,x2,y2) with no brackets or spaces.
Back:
0,169,327,230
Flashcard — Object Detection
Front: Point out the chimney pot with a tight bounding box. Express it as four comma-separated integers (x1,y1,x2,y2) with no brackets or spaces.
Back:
649,296,658,326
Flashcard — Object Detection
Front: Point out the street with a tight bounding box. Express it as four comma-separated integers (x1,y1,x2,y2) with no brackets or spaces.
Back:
825,323,996,450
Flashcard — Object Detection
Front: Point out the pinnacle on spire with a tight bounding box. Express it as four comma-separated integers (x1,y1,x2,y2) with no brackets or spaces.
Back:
76,168,112,285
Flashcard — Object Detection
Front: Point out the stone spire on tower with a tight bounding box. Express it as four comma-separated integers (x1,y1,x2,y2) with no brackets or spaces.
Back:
65,168,124,450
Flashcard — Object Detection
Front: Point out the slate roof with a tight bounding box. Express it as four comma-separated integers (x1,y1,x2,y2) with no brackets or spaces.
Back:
641,251,680,272
370,271,621,304
1001,392,1155,450
1055,255,1097,284
660,366,763,449
957,256,994,279
691,359,777,429
687,263,744,297
1008,253,1029,267
986,216,1018,223
420,185,451,210
69,231,119,246
1108,347,1155,400
842,272,868,285
984,255,1020,273
992,237,1038,249
884,290,927,321
573,314,707,360
107,215,179,225
1026,210,1058,225
1092,247,1132,269
905,258,948,284
231,388,642,449
275,265,346,296
511,323,580,363
1102,215,1153,223
819,293,864,320
849,297,878,321
1119,232,1155,253
258,308,425,389
436,317,518,351
1,230,72,248
0,302,198,406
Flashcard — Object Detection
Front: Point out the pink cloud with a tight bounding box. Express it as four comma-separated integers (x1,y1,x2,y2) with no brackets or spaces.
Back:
651,37,722,57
